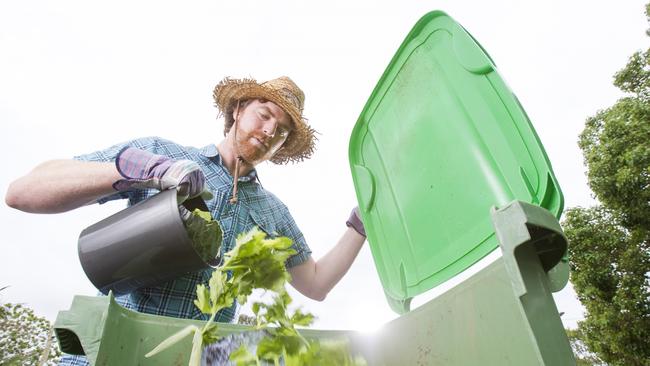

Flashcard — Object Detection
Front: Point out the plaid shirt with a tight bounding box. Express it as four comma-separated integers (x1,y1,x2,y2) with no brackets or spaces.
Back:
59,136,311,366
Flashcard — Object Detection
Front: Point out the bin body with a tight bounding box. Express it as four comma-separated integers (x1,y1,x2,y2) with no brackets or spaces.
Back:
55,201,575,365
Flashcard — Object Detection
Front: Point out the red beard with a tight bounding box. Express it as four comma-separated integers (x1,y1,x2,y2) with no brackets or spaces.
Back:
234,132,273,165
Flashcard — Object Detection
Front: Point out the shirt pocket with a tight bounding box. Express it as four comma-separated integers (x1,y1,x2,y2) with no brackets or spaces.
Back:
247,209,278,237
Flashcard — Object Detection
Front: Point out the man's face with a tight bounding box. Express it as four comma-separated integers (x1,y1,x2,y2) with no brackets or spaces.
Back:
232,99,293,165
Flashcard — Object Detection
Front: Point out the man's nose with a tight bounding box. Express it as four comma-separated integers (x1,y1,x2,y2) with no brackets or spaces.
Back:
262,120,278,137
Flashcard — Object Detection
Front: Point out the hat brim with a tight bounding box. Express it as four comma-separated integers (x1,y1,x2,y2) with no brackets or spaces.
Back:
213,77,317,164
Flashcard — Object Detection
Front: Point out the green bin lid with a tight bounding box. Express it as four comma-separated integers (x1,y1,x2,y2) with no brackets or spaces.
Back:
349,11,563,310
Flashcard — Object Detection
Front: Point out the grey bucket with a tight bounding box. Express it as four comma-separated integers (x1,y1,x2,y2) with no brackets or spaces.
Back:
78,189,219,295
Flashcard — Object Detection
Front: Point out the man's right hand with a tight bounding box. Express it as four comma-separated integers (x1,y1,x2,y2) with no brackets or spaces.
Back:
113,147,209,200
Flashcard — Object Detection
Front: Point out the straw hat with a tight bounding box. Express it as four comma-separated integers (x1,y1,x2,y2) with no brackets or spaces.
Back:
213,76,318,164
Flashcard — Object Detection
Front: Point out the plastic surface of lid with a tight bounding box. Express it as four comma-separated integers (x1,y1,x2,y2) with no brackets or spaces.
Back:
349,11,563,306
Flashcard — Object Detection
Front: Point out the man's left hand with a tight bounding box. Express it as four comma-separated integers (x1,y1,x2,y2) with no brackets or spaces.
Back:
346,207,366,237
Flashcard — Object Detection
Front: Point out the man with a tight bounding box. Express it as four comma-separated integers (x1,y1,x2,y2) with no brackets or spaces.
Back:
5,76,367,365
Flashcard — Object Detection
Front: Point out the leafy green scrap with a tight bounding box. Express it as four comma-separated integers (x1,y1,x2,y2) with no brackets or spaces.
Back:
184,208,223,265
147,226,365,366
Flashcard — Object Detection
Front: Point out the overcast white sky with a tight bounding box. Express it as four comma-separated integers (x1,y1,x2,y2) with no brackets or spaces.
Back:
1,0,648,334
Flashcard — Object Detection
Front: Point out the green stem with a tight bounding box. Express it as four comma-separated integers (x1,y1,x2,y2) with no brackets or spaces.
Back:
296,329,310,348
220,265,249,270
201,310,219,333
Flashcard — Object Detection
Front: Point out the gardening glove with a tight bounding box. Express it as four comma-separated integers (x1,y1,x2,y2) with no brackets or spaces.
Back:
113,147,213,201
346,206,366,238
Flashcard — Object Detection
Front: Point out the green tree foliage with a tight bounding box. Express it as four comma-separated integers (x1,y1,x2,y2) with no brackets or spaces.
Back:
579,4,650,229
563,208,649,365
580,97,650,229
566,328,606,366
562,3,650,365
0,294,61,365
